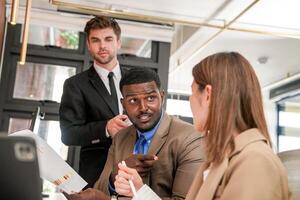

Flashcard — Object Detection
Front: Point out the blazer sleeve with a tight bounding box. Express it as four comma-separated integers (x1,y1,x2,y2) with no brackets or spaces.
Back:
165,133,204,200
219,150,287,200
93,137,115,194
59,78,110,146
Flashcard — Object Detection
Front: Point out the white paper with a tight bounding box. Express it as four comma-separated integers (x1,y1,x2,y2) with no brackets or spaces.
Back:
10,129,87,194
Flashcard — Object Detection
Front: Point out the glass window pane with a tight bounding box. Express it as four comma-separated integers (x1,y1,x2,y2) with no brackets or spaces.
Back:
278,135,300,152
278,105,300,152
8,118,32,134
22,24,80,49
166,93,193,124
119,37,151,58
166,99,192,117
13,62,76,102
279,111,300,129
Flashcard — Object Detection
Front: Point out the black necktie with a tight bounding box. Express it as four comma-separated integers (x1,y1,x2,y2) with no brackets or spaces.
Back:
108,72,119,113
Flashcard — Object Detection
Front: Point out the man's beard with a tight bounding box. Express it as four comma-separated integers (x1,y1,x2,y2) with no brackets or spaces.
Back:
94,54,114,65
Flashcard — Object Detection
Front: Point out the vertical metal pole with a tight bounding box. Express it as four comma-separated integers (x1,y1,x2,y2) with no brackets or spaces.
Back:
9,0,19,25
19,0,32,65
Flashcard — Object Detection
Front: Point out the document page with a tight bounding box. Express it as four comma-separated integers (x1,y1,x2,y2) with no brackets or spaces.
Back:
10,129,87,194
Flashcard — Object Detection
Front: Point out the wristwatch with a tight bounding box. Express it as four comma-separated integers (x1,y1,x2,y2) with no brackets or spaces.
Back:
111,195,118,200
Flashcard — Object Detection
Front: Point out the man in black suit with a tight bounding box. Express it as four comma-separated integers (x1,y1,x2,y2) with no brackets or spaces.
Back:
59,16,130,188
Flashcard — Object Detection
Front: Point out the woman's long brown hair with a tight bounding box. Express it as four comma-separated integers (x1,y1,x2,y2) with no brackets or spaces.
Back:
192,52,271,164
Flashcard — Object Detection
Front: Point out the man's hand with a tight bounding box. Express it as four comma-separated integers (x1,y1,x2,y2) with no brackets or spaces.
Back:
111,154,157,183
124,154,158,176
114,163,144,197
107,115,130,137
63,188,110,200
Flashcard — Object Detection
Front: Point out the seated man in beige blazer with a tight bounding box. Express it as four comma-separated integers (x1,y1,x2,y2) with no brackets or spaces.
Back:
64,67,204,200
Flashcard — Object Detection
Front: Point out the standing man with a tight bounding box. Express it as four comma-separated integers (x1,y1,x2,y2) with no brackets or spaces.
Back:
59,16,130,188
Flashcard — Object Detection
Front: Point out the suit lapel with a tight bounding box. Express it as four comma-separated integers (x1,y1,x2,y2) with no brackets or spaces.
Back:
123,127,137,157
196,158,228,200
142,114,170,186
147,113,171,156
88,66,119,115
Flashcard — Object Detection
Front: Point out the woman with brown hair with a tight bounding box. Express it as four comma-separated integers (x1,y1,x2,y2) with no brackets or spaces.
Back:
114,52,293,200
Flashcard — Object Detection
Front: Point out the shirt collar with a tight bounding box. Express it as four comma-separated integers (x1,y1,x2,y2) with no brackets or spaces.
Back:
137,112,164,141
93,61,121,79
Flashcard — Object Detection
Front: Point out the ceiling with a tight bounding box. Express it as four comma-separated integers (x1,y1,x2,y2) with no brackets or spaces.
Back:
5,0,300,98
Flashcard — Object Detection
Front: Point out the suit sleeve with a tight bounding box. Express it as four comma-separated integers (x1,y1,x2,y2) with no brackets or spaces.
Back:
164,133,204,200
219,150,285,200
59,78,110,146
93,137,115,194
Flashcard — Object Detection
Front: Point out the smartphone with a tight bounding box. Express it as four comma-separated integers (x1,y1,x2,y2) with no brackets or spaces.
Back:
0,136,42,200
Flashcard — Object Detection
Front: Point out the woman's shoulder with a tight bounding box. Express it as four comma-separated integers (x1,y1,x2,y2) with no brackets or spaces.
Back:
229,140,287,179
230,128,278,166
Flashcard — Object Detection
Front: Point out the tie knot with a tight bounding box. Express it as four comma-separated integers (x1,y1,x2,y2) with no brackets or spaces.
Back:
139,134,146,141
108,72,114,79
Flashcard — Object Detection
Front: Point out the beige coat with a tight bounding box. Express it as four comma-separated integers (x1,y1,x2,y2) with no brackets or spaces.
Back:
186,128,293,200
94,114,204,199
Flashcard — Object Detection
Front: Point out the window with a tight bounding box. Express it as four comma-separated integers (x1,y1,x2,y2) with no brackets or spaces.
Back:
8,118,31,133
36,120,68,160
166,92,193,124
277,95,300,152
23,24,80,50
119,37,152,58
13,62,76,102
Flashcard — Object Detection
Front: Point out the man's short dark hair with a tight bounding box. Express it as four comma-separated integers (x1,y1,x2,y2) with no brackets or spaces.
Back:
84,16,121,39
120,67,161,93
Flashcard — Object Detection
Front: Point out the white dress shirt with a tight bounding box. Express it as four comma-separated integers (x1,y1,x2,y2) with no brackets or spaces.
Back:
93,61,123,114
93,62,123,138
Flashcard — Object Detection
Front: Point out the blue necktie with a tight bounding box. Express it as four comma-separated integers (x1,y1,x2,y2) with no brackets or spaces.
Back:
135,134,147,154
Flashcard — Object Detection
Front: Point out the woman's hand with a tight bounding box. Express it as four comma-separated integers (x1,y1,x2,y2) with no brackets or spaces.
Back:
114,163,144,196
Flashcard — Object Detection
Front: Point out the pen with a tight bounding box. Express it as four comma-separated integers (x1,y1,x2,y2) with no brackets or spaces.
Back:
121,161,137,196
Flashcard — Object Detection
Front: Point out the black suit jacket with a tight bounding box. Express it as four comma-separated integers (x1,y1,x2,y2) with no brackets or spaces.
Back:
59,66,125,188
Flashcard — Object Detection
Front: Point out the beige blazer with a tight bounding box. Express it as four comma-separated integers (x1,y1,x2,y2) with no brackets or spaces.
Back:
94,113,204,199
186,128,293,200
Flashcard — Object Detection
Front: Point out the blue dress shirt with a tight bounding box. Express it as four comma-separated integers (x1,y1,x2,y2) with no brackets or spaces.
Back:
133,113,163,154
